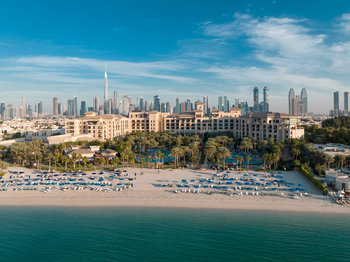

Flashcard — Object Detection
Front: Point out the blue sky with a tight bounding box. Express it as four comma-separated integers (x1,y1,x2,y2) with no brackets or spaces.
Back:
1,0,350,113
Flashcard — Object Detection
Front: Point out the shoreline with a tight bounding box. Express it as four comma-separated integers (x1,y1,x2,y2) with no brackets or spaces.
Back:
1,166,349,214
0,192,349,214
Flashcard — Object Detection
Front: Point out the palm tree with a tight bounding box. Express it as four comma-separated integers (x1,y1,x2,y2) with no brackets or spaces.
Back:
235,155,240,171
0,160,7,177
170,146,184,168
46,153,53,171
291,147,301,160
100,157,106,169
82,156,89,168
62,155,69,171
238,156,244,171
216,146,231,169
325,154,334,169
263,153,269,170
245,155,251,170
339,154,346,170
205,141,217,162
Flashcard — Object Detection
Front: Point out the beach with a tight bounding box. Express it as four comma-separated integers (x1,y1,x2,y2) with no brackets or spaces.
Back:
0,167,348,214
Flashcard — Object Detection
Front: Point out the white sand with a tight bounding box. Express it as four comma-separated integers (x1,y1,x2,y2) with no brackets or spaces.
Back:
0,167,348,214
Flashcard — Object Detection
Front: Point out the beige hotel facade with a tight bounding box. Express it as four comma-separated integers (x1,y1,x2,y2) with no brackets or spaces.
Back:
65,102,304,142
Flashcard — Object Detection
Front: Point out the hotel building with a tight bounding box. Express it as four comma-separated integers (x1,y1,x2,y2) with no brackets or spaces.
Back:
64,102,304,142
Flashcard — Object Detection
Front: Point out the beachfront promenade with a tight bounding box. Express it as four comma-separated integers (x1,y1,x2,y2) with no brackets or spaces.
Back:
0,167,346,213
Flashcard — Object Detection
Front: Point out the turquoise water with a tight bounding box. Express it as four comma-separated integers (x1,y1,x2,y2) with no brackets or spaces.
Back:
0,207,349,262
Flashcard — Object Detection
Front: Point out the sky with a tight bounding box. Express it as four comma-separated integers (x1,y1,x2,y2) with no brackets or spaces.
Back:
1,0,350,113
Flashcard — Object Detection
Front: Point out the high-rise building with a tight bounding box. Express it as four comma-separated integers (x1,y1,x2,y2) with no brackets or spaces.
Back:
223,96,229,112
57,103,62,114
154,95,161,112
122,95,130,115
165,101,171,113
80,101,87,116
53,97,58,115
113,91,118,113
5,104,17,119
37,101,43,117
203,96,209,115
93,96,99,113
0,102,5,119
344,92,349,114
288,88,296,115
139,97,144,111
263,87,269,112
161,102,166,112
73,97,78,117
186,99,191,112
175,98,180,113
218,96,223,111
67,99,74,117
334,91,339,113
108,99,113,114
20,96,25,117
104,63,109,102
253,87,259,112
301,88,308,113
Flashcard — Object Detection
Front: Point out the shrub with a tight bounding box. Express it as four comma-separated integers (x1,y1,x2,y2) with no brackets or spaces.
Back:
300,165,328,195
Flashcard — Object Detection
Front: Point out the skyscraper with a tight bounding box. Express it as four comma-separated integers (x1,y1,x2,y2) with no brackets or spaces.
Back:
345,92,349,114
301,88,308,113
113,91,118,113
80,101,87,116
68,99,74,117
288,88,296,115
122,95,130,115
203,96,209,115
166,101,171,113
218,96,223,111
53,97,58,115
20,96,25,118
334,91,339,112
175,98,180,113
37,101,43,117
223,96,229,112
0,102,5,119
253,87,259,112
139,97,144,111
93,96,99,113
73,97,78,117
154,95,161,112
263,87,269,112
104,62,109,102
186,99,191,112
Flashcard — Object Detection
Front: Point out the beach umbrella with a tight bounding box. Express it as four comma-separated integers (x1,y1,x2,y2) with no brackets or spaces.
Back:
298,184,303,186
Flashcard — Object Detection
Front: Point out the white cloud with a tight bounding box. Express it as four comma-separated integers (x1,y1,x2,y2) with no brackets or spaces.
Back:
336,13,350,33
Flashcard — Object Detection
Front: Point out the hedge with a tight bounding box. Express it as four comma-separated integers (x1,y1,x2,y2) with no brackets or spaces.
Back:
300,165,328,195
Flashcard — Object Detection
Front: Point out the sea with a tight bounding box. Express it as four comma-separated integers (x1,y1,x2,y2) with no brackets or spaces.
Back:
0,207,349,262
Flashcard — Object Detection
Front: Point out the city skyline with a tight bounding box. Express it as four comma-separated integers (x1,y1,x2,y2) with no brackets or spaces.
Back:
1,1,350,113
